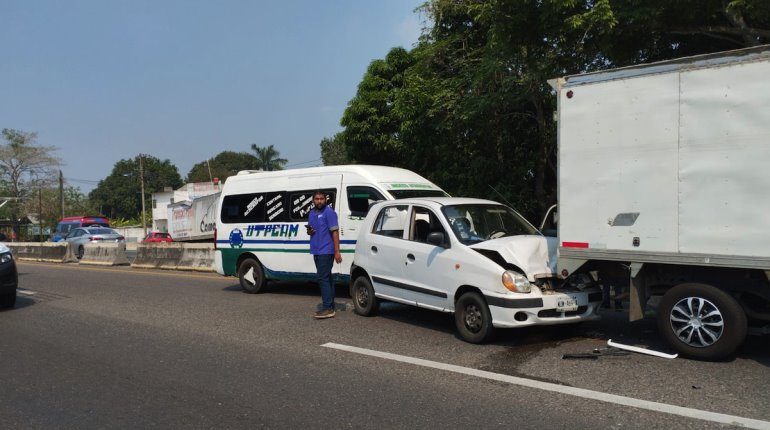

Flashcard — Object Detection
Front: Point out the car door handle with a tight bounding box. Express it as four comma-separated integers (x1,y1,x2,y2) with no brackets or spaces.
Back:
406,253,415,264
370,246,378,254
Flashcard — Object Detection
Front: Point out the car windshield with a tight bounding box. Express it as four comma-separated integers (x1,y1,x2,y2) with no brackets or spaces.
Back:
88,228,116,235
441,204,539,245
388,189,448,199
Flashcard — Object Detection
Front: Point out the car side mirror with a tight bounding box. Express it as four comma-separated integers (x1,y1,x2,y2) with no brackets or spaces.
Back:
427,232,448,248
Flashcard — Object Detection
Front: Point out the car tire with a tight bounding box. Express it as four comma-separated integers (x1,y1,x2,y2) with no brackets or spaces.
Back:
0,292,16,309
455,292,494,343
238,257,267,294
351,276,379,316
657,283,747,361
77,245,84,259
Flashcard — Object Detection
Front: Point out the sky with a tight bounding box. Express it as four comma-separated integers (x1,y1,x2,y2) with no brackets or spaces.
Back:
1,0,425,193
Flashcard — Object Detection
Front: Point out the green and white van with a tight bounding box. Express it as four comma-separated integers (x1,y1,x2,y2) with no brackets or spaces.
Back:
215,165,447,292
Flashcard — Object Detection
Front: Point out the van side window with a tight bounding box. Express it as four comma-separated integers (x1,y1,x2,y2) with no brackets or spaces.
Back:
289,189,336,221
220,193,268,224
347,186,385,217
409,206,446,243
372,205,408,238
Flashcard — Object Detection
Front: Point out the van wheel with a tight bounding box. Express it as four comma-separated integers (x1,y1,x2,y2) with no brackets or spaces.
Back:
455,292,494,343
0,292,16,309
351,276,379,316
657,283,747,361
238,258,267,293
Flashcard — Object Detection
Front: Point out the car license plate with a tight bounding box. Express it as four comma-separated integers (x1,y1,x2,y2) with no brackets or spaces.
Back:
556,297,578,312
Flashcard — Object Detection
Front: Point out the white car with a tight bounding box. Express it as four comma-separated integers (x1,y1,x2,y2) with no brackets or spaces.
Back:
350,197,602,343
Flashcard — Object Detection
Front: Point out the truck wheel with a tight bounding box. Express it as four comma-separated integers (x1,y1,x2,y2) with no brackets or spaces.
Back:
455,292,494,343
238,258,267,294
0,292,16,309
657,283,747,361
351,276,379,316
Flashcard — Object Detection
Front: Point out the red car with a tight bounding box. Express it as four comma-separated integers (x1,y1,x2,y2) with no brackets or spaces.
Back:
142,232,174,243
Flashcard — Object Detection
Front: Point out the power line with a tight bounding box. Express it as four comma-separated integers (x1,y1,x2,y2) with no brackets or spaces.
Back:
285,158,323,168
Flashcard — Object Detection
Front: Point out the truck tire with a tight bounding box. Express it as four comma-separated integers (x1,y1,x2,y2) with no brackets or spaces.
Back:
657,283,747,361
238,257,267,294
455,292,494,344
351,275,379,316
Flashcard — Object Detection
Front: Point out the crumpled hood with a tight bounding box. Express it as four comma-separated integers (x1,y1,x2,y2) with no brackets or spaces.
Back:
469,235,557,281
0,243,9,254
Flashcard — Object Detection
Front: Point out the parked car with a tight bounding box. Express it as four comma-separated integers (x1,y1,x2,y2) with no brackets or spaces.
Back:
51,215,110,242
0,243,18,309
350,197,603,343
142,231,173,244
64,227,125,259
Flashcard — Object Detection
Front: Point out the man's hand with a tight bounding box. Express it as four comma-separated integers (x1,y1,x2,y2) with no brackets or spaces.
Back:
334,252,342,264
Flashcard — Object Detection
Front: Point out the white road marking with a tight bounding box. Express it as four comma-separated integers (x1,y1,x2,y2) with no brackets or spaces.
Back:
17,289,36,295
322,342,770,429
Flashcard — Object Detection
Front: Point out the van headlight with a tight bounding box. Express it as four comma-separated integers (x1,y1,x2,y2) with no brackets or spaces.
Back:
502,270,531,293
0,252,12,264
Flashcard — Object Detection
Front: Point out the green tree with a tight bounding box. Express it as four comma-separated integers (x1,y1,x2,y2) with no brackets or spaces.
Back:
250,144,287,171
89,155,183,219
186,151,259,182
320,134,351,166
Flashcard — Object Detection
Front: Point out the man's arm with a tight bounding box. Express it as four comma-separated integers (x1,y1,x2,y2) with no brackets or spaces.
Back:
332,229,342,263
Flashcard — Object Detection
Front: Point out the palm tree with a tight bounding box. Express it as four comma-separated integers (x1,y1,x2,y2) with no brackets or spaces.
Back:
249,144,288,171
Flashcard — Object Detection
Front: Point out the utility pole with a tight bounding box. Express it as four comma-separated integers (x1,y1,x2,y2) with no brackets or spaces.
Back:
59,170,64,219
38,187,43,242
206,159,213,184
140,154,147,236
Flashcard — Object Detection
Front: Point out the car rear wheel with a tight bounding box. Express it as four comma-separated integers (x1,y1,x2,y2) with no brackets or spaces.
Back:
238,257,267,293
77,245,84,259
351,275,379,316
455,292,494,343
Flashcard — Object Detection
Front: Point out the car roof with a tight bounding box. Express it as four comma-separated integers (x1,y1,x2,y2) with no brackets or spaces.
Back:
376,197,503,207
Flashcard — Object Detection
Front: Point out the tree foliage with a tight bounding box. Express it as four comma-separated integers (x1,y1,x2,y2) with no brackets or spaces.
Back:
89,155,183,219
320,134,351,166
324,0,770,221
250,144,288,171
186,151,259,183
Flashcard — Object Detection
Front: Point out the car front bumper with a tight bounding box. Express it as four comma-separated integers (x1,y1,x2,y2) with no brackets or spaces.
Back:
486,289,602,328
0,259,19,295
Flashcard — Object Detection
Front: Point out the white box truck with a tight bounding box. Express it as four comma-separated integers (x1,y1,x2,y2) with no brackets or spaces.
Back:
550,45,770,360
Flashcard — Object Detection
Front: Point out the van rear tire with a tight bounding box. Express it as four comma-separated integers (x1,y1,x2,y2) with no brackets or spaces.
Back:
238,258,267,294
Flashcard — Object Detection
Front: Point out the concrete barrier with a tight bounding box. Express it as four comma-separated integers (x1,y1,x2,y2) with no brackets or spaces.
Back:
7,242,78,263
131,243,214,272
79,243,130,266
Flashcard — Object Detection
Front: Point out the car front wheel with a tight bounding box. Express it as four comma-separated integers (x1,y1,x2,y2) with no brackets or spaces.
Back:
455,292,494,343
0,292,16,309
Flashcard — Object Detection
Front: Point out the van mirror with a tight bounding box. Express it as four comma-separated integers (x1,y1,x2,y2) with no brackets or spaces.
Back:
427,232,448,248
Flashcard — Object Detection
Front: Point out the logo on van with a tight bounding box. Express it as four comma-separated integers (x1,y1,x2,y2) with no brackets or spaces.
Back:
229,229,244,248
245,224,300,238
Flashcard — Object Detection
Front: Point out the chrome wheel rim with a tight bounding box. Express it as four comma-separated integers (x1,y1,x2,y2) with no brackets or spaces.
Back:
464,304,483,333
669,297,724,348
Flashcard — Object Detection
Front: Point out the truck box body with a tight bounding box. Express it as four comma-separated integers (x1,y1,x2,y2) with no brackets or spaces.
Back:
551,46,770,360
556,47,770,267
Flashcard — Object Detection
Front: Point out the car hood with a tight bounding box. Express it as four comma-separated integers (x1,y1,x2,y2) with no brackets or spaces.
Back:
0,243,9,253
469,235,557,281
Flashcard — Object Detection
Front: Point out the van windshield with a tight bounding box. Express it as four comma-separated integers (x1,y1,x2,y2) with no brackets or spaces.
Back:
388,189,448,199
441,204,539,245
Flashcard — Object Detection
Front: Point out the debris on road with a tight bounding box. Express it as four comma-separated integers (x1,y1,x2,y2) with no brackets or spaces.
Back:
607,339,678,359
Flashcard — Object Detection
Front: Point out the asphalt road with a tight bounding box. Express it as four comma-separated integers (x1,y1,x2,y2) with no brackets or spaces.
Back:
1,262,769,429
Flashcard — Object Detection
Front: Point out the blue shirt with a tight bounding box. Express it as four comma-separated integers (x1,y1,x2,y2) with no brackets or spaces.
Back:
308,205,339,255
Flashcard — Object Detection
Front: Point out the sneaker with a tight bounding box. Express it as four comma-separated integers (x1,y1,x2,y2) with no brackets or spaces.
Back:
314,309,335,319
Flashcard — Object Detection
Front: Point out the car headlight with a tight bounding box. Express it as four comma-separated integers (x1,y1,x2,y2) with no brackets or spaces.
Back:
502,270,531,293
0,252,13,264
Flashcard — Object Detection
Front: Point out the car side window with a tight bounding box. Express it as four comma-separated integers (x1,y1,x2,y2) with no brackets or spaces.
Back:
409,206,446,244
372,205,408,238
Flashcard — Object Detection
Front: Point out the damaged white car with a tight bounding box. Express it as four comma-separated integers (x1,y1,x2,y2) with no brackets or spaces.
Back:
350,197,602,343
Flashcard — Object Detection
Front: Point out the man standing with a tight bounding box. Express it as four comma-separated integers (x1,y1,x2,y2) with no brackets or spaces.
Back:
306,190,342,319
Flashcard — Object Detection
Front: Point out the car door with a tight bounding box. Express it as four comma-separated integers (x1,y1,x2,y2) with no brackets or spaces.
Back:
402,204,456,311
362,204,413,304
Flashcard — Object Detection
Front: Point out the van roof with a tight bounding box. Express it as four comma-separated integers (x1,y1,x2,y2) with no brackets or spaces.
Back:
227,165,440,188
